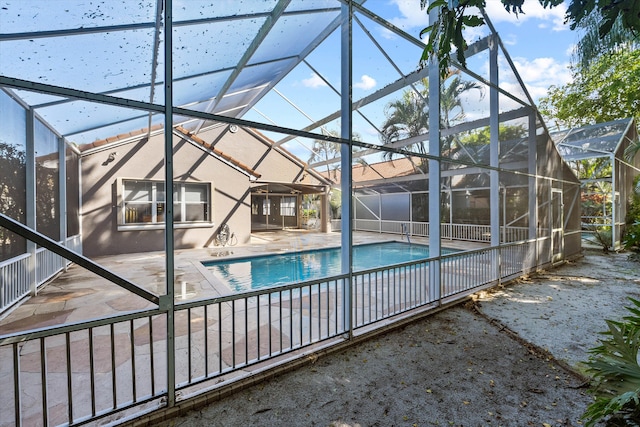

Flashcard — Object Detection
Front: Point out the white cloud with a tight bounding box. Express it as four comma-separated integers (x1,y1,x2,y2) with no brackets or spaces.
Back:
501,33,518,46
354,75,377,90
388,0,429,31
302,73,327,88
509,56,572,101
388,0,568,32
483,1,568,32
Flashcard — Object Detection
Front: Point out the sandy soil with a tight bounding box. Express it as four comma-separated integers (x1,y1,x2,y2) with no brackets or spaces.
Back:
158,250,640,427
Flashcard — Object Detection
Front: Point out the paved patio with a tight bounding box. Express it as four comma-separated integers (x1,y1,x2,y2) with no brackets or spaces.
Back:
0,230,484,333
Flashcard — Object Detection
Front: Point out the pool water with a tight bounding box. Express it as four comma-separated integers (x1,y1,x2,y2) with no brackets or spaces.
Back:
204,241,457,292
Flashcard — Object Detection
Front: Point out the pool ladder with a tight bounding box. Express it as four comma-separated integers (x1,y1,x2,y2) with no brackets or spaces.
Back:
402,223,411,244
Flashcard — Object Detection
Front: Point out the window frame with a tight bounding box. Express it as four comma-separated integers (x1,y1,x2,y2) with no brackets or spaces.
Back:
280,196,296,217
117,178,214,231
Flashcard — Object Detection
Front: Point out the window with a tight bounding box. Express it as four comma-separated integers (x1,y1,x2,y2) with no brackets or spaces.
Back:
280,196,296,216
262,198,271,215
122,179,210,226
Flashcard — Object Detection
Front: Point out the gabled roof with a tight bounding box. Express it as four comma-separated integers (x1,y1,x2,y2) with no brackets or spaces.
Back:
77,123,261,180
552,118,637,161
174,126,261,180
322,156,423,186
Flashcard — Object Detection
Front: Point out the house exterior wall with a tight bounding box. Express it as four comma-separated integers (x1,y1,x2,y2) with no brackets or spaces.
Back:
198,126,312,184
80,132,252,257
80,125,320,257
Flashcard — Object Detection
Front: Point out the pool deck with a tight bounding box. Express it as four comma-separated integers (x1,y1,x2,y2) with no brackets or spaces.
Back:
0,231,488,427
0,231,485,334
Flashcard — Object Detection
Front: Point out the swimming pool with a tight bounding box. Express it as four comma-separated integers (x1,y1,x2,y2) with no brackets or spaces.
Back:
203,241,458,292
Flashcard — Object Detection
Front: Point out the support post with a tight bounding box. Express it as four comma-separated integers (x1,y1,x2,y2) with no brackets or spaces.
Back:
59,136,67,262
528,111,538,269
26,108,36,295
611,153,617,249
163,0,176,409
428,1,441,303
340,1,353,336
489,33,500,279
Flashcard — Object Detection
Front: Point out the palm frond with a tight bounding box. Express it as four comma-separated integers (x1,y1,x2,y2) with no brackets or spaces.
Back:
573,12,639,69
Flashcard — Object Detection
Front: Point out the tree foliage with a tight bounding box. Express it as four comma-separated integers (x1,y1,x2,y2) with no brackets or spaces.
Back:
308,128,361,182
538,49,640,129
573,10,639,68
457,123,527,146
379,74,483,161
420,0,640,78
0,141,26,260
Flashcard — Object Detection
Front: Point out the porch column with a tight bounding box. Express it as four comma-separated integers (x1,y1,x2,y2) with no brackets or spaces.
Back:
59,136,67,250
320,192,329,233
26,108,36,295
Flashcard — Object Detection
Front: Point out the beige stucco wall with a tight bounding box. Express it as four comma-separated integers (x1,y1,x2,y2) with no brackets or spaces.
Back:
80,131,253,257
80,125,326,257
197,126,310,184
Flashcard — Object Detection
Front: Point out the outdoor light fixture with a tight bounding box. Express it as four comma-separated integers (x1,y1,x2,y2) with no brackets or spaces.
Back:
102,152,117,166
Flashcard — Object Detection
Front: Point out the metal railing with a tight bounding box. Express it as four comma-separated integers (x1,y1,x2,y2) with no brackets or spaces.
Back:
334,219,529,243
0,310,166,427
0,235,83,314
0,254,31,313
36,246,66,284
0,241,541,426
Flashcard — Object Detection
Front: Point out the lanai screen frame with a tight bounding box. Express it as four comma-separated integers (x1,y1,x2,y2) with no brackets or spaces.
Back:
0,0,582,307
555,118,640,249
0,1,582,422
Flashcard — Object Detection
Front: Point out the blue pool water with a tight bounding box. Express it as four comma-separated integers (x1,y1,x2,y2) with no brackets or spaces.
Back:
204,241,457,292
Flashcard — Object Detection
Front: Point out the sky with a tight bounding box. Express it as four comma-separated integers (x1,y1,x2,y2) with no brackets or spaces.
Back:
387,0,577,102
252,0,581,160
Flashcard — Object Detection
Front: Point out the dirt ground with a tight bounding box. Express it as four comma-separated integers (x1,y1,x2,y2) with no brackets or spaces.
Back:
159,250,640,427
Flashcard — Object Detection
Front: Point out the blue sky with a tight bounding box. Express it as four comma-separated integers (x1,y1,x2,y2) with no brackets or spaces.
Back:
249,1,580,159
387,0,577,102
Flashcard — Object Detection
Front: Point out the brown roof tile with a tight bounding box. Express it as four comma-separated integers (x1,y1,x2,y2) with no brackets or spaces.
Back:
174,126,261,179
324,156,423,185
77,124,163,152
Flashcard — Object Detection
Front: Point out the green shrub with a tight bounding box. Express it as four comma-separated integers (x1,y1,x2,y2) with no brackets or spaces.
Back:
624,176,640,251
624,221,640,250
582,298,640,426
585,225,613,253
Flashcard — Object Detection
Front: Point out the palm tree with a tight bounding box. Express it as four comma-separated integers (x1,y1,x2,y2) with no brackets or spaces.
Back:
624,138,640,163
308,130,341,181
440,74,482,127
573,11,639,70
380,89,430,160
380,73,483,162
308,128,361,182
